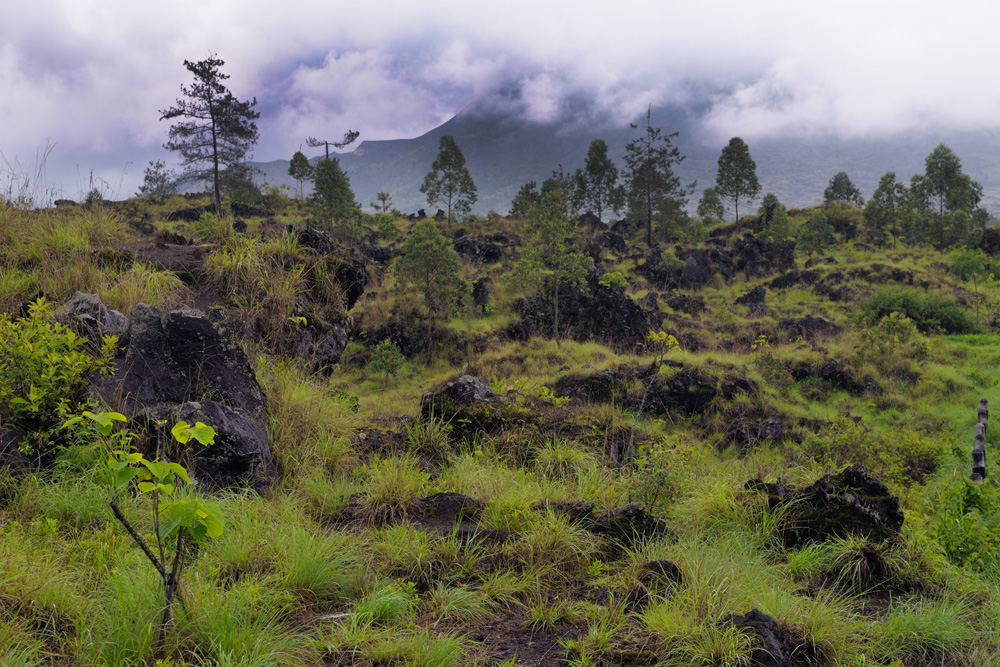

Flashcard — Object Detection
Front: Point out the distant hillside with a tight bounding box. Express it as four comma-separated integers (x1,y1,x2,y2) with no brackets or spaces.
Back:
253,102,1000,217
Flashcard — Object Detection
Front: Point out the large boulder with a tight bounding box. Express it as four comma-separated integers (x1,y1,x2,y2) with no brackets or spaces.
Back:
553,362,719,417
420,375,536,443
453,237,503,264
0,427,34,476
138,401,275,490
100,304,268,427
289,321,349,373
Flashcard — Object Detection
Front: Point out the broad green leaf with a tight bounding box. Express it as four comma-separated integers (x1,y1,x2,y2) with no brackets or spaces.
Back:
112,467,140,490
165,462,191,483
61,416,84,429
142,459,168,480
198,501,225,538
171,421,193,444
188,422,215,446
137,481,156,494
188,523,207,541
158,500,198,540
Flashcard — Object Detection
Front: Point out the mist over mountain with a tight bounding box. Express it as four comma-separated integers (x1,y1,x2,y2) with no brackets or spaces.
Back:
253,95,1000,218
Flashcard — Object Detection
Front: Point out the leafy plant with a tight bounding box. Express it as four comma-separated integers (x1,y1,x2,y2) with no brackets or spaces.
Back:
751,334,791,388
62,411,222,657
367,339,406,382
856,311,927,374
598,272,628,289
0,297,116,452
860,287,978,334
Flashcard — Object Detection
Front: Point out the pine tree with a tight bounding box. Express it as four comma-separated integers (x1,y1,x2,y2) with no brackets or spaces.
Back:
515,189,593,344
307,157,356,225
288,151,313,201
715,137,761,221
160,55,259,214
823,171,865,207
394,221,467,361
623,108,693,246
573,139,623,221
421,135,477,224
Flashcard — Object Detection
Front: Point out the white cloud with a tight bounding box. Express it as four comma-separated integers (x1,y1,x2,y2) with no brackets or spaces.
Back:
4,0,1000,197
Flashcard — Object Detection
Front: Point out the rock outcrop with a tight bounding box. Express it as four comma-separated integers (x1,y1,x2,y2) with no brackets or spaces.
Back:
95,304,274,489
746,464,904,546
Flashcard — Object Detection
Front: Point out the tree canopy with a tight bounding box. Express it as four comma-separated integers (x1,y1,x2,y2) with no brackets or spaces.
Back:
307,157,356,226
623,108,693,246
824,172,865,207
911,144,982,217
573,139,623,221
864,172,907,246
160,55,259,214
288,151,313,201
515,189,593,344
421,135,477,224
696,187,725,222
714,137,760,221
394,220,466,360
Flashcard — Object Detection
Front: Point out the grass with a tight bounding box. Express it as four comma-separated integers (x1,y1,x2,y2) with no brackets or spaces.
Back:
6,196,1000,664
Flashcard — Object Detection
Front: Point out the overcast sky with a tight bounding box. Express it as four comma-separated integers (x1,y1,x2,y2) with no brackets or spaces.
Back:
3,0,999,201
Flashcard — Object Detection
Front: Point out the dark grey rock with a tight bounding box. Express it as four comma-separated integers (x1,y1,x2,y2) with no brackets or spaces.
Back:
54,292,125,349
140,400,275,490
99,304,268,427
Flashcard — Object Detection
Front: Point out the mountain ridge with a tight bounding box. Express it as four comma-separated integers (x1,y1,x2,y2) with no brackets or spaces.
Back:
252,102,1000,217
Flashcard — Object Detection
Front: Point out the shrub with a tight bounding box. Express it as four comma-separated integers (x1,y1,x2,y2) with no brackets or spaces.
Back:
798,212,835,253
367,339,406,381
0,298,116,451
857,312,927,373
860,287,978,334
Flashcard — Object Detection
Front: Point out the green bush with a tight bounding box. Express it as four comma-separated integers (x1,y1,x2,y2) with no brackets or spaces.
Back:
860,287,979,334
367,339,406,381
0,298,115,451
857,311,927,373
798,212,835,253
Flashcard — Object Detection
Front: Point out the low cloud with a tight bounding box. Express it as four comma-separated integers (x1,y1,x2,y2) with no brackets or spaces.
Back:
4,0,1000,198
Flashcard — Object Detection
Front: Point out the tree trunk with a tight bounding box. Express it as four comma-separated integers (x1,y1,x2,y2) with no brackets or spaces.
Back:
553,279,561,347
210,104,221,216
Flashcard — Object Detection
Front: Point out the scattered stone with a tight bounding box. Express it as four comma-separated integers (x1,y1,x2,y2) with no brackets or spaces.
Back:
779,315,842,342
54,292,126,350
598,231,627,252
472,277,491,312
0,427,34,476
720,609,800,667
454,237,503,263
514,275,654,350
420,375,527,442
666,292,705,315
736,285,766,305
639,560,683,588
545,502,668,546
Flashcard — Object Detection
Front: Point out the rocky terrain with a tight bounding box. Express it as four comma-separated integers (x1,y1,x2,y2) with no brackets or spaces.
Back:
2,193,1000,666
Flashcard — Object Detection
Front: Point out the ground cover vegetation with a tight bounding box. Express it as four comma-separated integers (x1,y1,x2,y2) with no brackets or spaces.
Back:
6,107,1000,667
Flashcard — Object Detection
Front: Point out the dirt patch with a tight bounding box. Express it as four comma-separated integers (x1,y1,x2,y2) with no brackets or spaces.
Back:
469,610,583,666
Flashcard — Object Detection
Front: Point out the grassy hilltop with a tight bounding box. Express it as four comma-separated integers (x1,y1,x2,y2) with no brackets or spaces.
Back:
4,190,1000,667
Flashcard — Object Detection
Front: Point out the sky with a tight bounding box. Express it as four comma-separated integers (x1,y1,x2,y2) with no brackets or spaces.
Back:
3,0,1000,202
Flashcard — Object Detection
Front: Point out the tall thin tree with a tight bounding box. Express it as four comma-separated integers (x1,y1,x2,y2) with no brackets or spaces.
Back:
160,55,259,215
623,107,693,246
